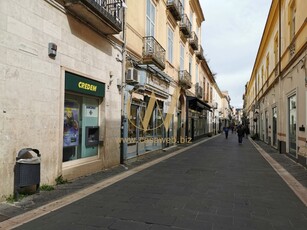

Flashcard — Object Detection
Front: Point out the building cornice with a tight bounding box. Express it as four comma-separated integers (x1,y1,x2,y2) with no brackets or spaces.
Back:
190,0,205,26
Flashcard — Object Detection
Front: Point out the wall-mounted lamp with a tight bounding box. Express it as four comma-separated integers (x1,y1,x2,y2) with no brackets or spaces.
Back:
107,71,114,89
299,125,305,132
117,78,121,89
48,42,57,58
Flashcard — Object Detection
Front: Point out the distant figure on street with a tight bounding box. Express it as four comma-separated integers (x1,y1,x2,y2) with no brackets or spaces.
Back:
237,125,244,144
223,126,229,139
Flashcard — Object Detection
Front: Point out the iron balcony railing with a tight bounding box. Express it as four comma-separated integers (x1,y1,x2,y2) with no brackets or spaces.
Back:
166,0,183,21
189,31,198,50
62,0,123,34
179,14,192,38
196,45,205,60
178,70,192,89
143,36,166,70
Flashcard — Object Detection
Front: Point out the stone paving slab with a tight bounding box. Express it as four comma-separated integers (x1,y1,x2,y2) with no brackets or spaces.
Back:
253,139,307,187
1,134,307,230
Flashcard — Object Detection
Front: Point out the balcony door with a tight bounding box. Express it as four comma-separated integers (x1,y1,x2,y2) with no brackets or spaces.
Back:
146,0,155,37
180,43,184,71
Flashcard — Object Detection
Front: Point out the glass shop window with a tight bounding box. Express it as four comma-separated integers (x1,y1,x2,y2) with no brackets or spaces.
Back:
63,93,100,162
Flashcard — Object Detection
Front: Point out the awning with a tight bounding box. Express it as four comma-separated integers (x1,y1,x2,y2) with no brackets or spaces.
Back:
137,64,173,83
187,96,212,112
144,84,169,99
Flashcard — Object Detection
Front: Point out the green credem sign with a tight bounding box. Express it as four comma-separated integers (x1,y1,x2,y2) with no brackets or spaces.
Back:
65,72,105,97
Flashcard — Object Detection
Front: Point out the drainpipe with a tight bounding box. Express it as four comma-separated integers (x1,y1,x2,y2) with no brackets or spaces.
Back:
120,3,127,164
278,0,282,152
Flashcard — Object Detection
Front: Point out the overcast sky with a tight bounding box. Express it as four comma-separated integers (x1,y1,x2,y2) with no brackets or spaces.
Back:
200,0,272,108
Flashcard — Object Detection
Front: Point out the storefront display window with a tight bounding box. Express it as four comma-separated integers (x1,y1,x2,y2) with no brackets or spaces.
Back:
64,100,80,147
128,104,138,138
272,107,277,147
265,111,268,143
189,109,205,140
63,72,104,163
63,94,100,162
288,95,296,155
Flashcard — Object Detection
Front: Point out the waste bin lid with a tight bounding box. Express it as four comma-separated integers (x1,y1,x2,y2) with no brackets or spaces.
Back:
16,157,40,164
17,148,40,160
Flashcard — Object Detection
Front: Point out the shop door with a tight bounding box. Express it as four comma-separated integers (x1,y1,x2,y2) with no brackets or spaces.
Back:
127,104,146,159
144,105,163,152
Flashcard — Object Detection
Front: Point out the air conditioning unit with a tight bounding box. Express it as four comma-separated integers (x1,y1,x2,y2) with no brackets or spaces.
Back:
126,68,139,83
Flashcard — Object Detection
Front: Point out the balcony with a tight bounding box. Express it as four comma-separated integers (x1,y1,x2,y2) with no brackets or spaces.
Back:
166,0,183,21
189,32,198,50
195,45,205,60
61,0,123,34
195,83,202,98
179,14,192,38
178,70,192,89
143,36,166,70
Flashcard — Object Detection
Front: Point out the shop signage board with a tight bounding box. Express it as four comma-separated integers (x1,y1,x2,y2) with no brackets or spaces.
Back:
65,72,105,97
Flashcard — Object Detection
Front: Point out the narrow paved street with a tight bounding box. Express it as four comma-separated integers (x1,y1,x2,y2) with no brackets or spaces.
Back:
13,134,307,229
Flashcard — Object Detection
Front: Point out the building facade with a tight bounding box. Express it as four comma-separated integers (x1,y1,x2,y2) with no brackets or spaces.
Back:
121,0,214,161
244,0,307,167
0,0,228,200
220,91,232,128
0,0,125,200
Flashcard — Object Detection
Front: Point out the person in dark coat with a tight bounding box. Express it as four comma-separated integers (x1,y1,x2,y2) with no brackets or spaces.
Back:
223,126,229,139
237,125,244,144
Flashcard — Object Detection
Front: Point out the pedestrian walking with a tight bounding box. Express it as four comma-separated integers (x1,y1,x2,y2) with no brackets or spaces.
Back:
223,126,229,139
237,125,244,144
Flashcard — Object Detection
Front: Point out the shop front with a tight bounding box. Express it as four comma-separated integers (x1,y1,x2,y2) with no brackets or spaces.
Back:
123,67,172,160
63,72,105,163
186,96,211,140
126,94,165,158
